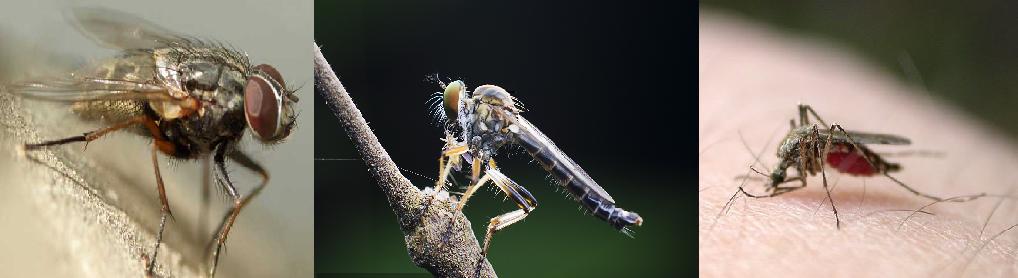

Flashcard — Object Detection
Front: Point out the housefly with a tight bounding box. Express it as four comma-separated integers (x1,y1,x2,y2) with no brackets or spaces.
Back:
4,7,298,277
428,78,642,257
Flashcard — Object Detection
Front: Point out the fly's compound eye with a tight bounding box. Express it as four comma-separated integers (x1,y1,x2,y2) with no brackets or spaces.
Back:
443,80,466,121
244,74,283,141
254,64,285,88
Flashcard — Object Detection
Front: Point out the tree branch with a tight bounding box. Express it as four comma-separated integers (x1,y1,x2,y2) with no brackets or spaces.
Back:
313,43,496,277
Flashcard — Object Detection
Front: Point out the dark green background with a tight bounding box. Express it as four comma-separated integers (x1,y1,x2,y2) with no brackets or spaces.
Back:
315,0,692,276
704,1,1018,140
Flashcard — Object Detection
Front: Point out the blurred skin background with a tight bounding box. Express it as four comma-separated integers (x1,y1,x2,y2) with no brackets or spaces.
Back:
0,0,312,276
315,0,687,276
703,1,1018,139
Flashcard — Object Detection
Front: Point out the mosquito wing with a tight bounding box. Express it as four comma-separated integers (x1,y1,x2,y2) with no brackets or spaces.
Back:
68,7,186,50
818,129,912,145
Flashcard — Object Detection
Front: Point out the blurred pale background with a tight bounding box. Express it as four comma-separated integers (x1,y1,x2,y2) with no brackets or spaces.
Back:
0,0,312,277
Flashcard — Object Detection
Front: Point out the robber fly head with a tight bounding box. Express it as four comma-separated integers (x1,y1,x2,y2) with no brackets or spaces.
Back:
441,80,520,126
440,79,468,124
244,64,298,143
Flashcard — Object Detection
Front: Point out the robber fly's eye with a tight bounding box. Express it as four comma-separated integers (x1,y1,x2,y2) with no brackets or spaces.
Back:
244,75,282,140
254,64,285,88
443,80,465,121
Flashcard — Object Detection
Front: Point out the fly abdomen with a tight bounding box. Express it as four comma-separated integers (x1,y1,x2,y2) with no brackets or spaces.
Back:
512,116,642,230
581,192,643,230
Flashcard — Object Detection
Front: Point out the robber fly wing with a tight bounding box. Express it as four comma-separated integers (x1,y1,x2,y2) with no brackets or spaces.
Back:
68,7,186,50
6,77,175,103
819,129,912,145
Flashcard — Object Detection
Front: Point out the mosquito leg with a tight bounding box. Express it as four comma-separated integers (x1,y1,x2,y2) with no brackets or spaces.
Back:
827,124,957,202
815,124,842,229
23,115,149,150
145,140,175,276
799,104,830,128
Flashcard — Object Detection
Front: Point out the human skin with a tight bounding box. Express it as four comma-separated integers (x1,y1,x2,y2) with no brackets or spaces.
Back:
699,12,1018,277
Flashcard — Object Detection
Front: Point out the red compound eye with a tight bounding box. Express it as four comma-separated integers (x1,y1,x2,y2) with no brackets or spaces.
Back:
254,64,285,88
244,75,280,140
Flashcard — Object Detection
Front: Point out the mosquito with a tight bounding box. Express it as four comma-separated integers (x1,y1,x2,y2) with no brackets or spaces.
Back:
5,7,298,277
427,78,643,258
724,104,983,229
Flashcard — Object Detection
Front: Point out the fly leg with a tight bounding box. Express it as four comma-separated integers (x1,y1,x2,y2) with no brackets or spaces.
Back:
454,158,491,211
478,166,537,257
23,115,151,150
145,139,175,276
436,141,468,193
206,146,270,277
19,115,177,274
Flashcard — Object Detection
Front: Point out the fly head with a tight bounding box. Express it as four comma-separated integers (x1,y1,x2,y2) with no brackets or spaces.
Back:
243,64,297,144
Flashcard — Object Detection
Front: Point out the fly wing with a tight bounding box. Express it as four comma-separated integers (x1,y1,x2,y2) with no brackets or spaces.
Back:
5,78,173,102
68,7,185,50
818,129,912,145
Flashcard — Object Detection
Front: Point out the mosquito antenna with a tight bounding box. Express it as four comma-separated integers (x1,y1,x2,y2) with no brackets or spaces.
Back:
738,130,771,173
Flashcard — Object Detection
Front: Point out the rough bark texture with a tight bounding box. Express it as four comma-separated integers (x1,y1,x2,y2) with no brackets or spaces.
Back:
314,43,497,277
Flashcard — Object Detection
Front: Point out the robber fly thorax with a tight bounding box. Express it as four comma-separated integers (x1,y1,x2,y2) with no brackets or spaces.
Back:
6,7,297,277
431,79,642,258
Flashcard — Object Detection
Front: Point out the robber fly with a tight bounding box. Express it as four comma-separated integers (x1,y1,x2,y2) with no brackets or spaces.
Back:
728,104,982,228
4,7,297,276
429,79,642,257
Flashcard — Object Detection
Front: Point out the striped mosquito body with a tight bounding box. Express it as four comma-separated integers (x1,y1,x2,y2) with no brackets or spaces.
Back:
432,78,642,258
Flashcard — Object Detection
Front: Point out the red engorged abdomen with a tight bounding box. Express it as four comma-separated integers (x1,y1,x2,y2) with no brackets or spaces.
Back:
825,145,877,176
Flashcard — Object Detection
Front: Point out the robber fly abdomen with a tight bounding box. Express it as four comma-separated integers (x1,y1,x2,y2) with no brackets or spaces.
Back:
512,117,642,230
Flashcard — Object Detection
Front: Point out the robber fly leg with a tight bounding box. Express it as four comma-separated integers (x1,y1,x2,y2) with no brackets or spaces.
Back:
816,125,842,229
145,141,175,276
436,143,468,192
479,167,538,257
23,115,149,150
456,173,491,211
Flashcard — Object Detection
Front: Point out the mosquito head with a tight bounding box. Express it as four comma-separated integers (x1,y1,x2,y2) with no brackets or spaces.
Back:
769,168,787,187
244,64,297,144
